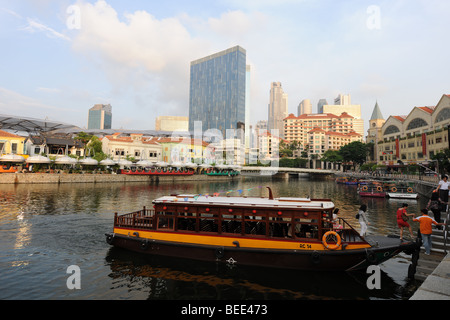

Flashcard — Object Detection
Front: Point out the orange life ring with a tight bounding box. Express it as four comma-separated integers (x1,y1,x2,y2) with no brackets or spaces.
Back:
407,187,413,193
362,186,368,191
376,186,383,192
391,187,398,193
322,231,342,250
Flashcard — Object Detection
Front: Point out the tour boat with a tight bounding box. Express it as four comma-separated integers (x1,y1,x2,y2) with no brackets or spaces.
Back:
357,184,386,198
105,188,418,271
120,166,195,176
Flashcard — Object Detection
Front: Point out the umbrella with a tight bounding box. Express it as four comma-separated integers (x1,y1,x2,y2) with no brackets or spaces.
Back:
26,155,51,164
99,159,116,166
80,157,98,166
54,156,78,165
0,154,25,163
136,160,154,167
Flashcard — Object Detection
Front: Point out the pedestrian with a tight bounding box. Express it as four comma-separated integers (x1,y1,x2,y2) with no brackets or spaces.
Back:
435,174,449,211
356,204,370,237
396,203,415,241
332,208,343,230
426,191,445,227
413,209,445,255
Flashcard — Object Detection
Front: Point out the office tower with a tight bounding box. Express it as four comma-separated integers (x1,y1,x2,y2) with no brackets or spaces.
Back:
317,99,328,114
189,46,247,138
298,99,312,116
268,82,288,138
88,104,112,130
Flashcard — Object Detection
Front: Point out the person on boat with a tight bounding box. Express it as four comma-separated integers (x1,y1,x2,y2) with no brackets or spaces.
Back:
332,208,343,230
413,209,445,255
426,191,445,228
435,174,449,212
357,204,370,237
396,203,415,241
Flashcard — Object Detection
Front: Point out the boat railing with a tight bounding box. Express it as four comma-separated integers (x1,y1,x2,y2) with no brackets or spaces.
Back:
325,218,367,243
114,207,155,230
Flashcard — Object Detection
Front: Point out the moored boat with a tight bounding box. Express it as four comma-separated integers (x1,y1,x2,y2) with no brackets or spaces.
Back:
386,186,419,199
120,166,195,176
105,189,418,271
357,184,386,198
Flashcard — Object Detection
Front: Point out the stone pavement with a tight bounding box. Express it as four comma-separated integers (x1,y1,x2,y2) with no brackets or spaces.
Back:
410,253,450,300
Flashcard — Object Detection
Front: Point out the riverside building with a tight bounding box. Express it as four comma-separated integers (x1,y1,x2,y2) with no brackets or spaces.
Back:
376,94,450,166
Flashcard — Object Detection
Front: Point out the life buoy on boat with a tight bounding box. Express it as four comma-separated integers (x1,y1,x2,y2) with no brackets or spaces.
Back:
322,231,342,250
376,186,383,192
407,187,414,193
362,186,368,191
391,187,397,193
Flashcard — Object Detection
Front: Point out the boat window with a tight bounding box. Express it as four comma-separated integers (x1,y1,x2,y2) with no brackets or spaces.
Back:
269,217,291,238
176,212,197,232
244,215,266,236
199,213,219,233
222,214,242,234
292,218,318,239
157,212,174,230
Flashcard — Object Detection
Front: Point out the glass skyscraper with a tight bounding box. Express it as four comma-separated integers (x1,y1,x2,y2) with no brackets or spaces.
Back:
88,104,112,130
189,46,247,138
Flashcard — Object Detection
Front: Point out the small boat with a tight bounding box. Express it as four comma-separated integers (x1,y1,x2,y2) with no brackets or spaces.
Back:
335,177,348,184
106,188,418,271
357,184,386,198
386,186,419,199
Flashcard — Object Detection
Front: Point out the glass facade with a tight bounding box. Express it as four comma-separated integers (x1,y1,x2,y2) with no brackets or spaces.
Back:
189,46,247,137
88,104,112,130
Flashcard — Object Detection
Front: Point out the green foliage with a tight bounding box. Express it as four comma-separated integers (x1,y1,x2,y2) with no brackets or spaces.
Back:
339,141,369,169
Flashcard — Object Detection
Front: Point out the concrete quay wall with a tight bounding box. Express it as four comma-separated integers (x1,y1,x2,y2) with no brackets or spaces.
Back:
0,173,237,184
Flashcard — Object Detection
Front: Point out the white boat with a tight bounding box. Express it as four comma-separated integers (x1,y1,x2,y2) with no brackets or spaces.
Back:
386,186,419,199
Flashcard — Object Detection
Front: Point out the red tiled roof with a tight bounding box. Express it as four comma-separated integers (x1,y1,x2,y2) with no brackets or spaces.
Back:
0,130,23,138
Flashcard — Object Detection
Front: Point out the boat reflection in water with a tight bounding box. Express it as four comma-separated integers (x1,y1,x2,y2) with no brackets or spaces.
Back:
104,246,418,300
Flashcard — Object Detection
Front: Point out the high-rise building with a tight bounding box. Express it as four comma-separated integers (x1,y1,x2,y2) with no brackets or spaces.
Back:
298,99,312,116
317,99,328,114
322,94,364,137
188,46,247,138
88,104,112,130
268,82,288,138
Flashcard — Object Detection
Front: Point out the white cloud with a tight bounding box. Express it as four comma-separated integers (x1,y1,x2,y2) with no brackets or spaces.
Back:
21,17,70,41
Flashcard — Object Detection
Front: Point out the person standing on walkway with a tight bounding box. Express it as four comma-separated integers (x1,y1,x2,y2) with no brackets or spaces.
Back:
426,191,445,227
357,204,370,237
397,203,415,241
413,209,445,255
435,174,449,212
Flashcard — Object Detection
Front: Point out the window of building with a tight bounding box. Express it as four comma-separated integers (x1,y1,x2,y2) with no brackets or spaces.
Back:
436,108,450,123
384,125,400,135
407,118,428,131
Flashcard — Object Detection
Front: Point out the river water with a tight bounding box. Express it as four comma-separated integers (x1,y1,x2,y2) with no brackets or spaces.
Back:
0,175,429,301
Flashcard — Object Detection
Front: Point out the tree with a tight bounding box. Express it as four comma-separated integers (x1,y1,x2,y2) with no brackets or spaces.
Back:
432,149,450,175
339,141,369,170
86,136,107,162
321,150,343,164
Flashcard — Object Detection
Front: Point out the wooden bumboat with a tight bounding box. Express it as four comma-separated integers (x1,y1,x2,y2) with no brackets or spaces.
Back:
106,189,418,271
120,167,195,176
357,184,386,198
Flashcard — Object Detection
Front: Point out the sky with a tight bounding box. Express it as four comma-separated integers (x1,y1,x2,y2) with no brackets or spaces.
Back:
0,0,449,133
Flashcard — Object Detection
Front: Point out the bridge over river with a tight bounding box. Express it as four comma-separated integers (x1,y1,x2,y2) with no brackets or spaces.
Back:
240,166,335,178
